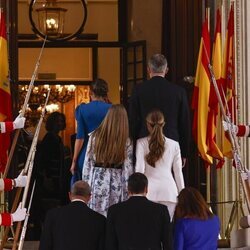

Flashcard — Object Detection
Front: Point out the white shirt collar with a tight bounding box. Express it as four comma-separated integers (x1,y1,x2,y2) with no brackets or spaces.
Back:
130,194,146,197
71,198,86,204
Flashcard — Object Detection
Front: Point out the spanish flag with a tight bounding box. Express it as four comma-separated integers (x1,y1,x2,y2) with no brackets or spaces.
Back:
0,10,12,172
207,9,224,161
192,19,213,164
221,6,235,158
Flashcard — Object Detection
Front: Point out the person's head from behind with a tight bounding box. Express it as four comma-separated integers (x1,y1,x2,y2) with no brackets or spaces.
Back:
128,173,148,196
175,187,214,220
148,54,168,77
45,112,66,134
90,78,109,101
93,104,129,166
146,110,165,167
70,181,91,203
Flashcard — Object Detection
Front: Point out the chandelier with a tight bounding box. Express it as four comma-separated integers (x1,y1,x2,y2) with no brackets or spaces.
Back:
19,84,76,126
44,85,76,103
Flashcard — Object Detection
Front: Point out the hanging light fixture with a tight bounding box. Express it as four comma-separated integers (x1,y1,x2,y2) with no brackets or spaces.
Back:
18,84,76,126
36,0,67,37
29,0,88,41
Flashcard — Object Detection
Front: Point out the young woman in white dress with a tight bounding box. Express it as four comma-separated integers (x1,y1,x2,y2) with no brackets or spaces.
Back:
135,110,184,220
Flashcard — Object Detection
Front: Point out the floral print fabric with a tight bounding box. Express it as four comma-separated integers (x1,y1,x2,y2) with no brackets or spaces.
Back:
82,136,134,216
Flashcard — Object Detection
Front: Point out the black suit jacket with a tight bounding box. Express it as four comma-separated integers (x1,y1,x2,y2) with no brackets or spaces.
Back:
105,196,173,250
129,76,190,157
39,201,106,250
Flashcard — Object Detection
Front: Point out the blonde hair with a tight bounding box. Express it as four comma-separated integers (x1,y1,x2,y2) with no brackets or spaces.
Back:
145,110,165,167
92,104,129,167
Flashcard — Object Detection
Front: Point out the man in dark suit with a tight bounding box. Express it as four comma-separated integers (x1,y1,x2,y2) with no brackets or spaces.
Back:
39,181,106,250
129,54,190,165
105,173,173,250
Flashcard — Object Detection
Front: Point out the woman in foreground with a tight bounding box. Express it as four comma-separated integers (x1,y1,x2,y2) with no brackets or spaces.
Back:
174,187,220,250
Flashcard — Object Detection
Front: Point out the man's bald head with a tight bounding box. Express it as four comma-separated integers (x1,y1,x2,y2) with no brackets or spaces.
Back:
70,181,91,202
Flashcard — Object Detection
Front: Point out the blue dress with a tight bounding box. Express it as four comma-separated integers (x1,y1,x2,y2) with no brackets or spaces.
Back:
75,101,111,176
174,216,220,250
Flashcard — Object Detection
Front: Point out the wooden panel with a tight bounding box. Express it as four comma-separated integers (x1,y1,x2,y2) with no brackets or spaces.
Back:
127,0,162,61
162,0,205,189
162,0,203,84
18,48,93,81
7,0,19,114
63,99,76,148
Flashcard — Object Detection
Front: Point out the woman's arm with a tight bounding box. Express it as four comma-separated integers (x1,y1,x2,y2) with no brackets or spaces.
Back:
70,106,86,174
70,138,84,174
172,144,185,192
121,141,134,200
135,140,146,173
82,135,94,183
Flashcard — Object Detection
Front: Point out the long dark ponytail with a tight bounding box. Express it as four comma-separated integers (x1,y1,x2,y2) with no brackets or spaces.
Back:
145,110,165,167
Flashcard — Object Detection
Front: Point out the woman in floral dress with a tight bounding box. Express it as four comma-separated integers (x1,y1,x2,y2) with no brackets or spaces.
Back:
82,104,134,216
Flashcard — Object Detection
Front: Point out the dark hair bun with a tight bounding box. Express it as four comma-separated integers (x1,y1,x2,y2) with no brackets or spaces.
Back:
90,78,109,98
45,112,66,132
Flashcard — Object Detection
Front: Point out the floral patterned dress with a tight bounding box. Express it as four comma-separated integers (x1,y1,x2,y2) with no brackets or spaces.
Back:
82,135,134,216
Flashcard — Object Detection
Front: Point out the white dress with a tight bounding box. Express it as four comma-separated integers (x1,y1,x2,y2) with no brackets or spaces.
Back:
135,136,184,203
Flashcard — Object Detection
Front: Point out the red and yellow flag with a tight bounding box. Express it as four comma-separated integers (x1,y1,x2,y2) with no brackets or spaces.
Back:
192,19,213,164
221,6,235,158
207,9,224,161
0,10,12,172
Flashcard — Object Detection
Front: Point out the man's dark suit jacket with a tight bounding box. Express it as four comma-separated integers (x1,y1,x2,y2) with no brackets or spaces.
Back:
129,76,190,157
39,201,106,250
105,196,173,250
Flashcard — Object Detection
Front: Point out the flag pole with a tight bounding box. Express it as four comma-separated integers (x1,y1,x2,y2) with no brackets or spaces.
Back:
11,90,50,250
0,37,47,250
17,181,36,250
0,89,50,250
204,44,250,212
2,37,47,179
205,7,211,204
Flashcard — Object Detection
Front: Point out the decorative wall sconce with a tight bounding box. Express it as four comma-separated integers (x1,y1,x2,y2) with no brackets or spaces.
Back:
29,0,88,41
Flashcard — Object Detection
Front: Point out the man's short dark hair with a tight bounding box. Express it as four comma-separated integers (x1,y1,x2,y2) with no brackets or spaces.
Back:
128,173,148,194
71,181,91,197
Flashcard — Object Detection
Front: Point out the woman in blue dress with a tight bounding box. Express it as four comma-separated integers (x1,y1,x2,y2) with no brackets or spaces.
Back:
70,79,111,181
174,187,220,250
82,104,134,216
